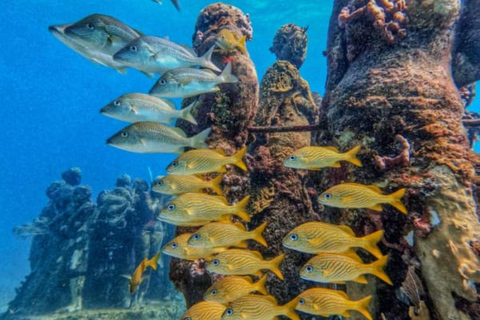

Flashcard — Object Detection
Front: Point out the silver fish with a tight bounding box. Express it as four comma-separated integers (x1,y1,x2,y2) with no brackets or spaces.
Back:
106,122,210,154
49,24,128,74
100,93,197,125
152,0,181,11
149,62,238,98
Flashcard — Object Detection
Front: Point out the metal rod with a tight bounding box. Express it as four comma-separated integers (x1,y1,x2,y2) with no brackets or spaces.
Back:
248,125,322,133
463,119,480,127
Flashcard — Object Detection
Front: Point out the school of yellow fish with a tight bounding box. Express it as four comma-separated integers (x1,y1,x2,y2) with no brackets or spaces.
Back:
51,10,408,320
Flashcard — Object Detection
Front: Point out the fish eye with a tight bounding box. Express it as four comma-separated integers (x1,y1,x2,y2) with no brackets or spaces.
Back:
324,193,332,200
299,298,305,305
167,204,176,211
171,242,178,249
130,45,137,52
114,100,120,106
159,79,167,86
86,23,94,30
172,161,178,167
121,131,128,137
290,155,296,161
183,318,191,320
193,234,200,240
226,309,233,316
211,289,217,296
305,265,313,273
212,259,220,266
157,180,164,186
290,234,298,241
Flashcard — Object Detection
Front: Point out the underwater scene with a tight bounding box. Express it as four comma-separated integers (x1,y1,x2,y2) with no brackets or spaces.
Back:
3,0,480,319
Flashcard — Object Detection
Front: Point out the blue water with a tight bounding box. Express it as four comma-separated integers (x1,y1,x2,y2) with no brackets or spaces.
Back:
1,0,478,309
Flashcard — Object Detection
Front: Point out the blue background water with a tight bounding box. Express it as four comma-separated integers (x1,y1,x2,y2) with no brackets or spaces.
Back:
0,0,477,309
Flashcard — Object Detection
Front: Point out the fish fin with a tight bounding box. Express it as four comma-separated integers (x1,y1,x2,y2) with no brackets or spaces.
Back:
281,297,301,320
214,149,226,156
217,166,227,173
238,35,247,55
235,241,248,248
388,188,407,214
233,222,246,230
354,275,369,284
313,303,320,310
147,252,161,270
268,254,285,280
345,145,362,167
338,224,355,236
231,146,248,171
171,0,181,12
255,274,269,295
365,184,383,193
330,162,342,168
163,99,176,110
369,255,393,285
234,195,251,222
219,62,239,84
139,70,153,78
341,311,352,317
173,147,185,155
131,107,138,114
199,45,221,72
191,127,212,149
361,230,384,259
181,101,198,125
254,270,264,277
218,215,232,223
208,174,224,195
180,77,194,86
353,296,373,320
115,67,128,75
369,204,383,212
340,250,363,263
324,146,339,152
308,167,323,171
180,44,197,55
170,127,187,137
120,274,132,280
251,221,268,247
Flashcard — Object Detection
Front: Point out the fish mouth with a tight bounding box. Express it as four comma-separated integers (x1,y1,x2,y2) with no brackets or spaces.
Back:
106,137,114,145
48,25,62,35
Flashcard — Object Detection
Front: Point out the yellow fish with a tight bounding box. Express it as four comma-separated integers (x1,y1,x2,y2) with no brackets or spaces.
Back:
215,29,248,55
282,222,385,259
204,275,269,304
300,252,392,285
206,249,285,280
158,193,250,226
166,146,247,175
188,221,268,249
181,300,226,320
152,174,223,195
128,252,160,293
162,233,228,261
318,183,407,214
221,294,299,320
294,288,372,320
283,145,362,169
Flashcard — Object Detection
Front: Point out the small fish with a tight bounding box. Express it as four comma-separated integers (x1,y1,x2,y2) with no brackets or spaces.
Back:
100,93,197,125
152,174,223,195
204,275,269,304
166,147,247,175
152,0,181,12
294,288,372,320
300,252,392,285
188,222,268,248
318,183,407,214
113,36,219,75
149,62,238,98
162,233,228,261
49,24,128,74
64,14,140,56
221,294,299,320
106,122,210,154
158,194,251,226
128,252,160,293
283,145,362,170
181,301,226,320
206,249,285,280
215,29,248,55
283,222,385,258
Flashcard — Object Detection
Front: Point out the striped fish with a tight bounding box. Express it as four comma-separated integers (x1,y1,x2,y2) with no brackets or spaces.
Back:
294,288,372,320
188,222,268,249
318,183,407,214
157,194,250,226
282,222,385,259
283,145,362,170
221,294,300,320
206,249,285,280
166,146,248,175
161,233,227,261
300,252,392,285
152,174,223,195
181,301,226,320
204,275,269,304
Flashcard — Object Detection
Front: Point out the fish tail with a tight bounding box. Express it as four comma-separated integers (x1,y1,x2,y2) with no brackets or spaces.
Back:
171,0,181,11
208,174,224,195
369,255,393,285
199,45,220,72
231,146,248,171
219,62,239,84
387,188,407,214
267,254,285,280
239,35,247,55
234,195,251,222
191,127,212,149
353,295,373,320
251,221,268,247
147,252,161,271
181,101,198,125
360,230,384,259
280,297,301,320
255,273,269,295
345,145,362,167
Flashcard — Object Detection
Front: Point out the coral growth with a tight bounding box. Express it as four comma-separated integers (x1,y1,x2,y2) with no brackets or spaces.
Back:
270,23,309,69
